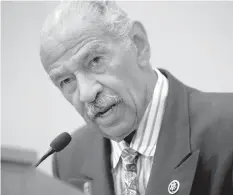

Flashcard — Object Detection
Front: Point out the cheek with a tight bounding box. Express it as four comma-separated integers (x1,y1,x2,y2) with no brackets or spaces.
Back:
94,53,142,111
107,65,143,109
71,89,79,105
110,50,142,92
63,89,84,115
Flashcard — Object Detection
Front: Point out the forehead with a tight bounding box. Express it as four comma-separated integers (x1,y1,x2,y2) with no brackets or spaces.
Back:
40,23,113,72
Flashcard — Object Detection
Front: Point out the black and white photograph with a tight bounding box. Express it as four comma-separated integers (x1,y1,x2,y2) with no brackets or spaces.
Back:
1,1,233,195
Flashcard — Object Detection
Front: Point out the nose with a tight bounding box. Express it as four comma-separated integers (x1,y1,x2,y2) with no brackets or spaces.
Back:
76,72,103,103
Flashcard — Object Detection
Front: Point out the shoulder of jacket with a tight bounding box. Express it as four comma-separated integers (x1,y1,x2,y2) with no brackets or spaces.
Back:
188,90,233,153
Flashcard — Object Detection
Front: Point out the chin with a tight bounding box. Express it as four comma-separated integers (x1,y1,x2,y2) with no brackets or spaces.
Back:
98,118,137,141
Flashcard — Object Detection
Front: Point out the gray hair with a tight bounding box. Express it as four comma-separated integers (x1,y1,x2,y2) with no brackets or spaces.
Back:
41,0,133,45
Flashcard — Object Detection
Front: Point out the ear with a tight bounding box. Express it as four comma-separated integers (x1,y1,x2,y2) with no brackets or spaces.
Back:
128,21,150,68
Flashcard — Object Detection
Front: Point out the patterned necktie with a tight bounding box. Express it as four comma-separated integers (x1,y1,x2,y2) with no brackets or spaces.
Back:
121,148,140,195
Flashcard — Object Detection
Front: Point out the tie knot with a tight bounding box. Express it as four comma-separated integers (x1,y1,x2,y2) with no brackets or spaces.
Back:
121,148,139,164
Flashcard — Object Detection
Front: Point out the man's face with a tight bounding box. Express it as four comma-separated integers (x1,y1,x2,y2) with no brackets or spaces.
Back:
41,22,150,141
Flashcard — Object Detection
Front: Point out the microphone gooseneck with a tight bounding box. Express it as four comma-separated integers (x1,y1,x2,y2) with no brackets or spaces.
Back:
35,132,72,167
35,148,55,167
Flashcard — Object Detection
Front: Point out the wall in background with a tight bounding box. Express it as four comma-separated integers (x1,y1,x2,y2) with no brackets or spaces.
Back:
2,1,233,175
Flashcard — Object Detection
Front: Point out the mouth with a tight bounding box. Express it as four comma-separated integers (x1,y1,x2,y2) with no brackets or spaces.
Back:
95,104,117,118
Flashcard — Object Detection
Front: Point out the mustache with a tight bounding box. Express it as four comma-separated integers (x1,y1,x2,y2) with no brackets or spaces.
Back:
86,94,123,121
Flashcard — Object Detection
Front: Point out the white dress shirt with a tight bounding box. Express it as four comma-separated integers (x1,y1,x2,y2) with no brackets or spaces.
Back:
111,68,169,195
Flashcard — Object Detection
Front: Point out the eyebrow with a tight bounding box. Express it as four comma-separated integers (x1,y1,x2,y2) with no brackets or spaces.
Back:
49,67,69,83
72,43,109,63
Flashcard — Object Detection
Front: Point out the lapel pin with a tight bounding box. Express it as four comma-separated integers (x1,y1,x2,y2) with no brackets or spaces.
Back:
168,180,180,194
84,181,92,195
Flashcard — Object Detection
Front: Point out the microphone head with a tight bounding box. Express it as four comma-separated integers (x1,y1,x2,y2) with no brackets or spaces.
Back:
50,132,72,152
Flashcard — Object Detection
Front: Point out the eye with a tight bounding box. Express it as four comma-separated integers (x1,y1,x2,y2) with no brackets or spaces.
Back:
88,56,107,73
60,78,72,87
89,56,101,69
59,77,76,94
93,56,101,64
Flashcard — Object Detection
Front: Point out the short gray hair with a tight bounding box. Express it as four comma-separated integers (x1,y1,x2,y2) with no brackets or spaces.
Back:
41,0,133,43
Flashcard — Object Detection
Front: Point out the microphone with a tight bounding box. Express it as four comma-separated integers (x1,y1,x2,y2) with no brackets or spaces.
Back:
35,132,72,167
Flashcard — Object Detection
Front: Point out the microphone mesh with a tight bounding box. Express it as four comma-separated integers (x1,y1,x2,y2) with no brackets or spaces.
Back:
50,132,72,152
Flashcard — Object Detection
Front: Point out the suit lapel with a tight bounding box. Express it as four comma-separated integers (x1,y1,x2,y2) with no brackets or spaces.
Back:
80,134,115,195
146,69,200,195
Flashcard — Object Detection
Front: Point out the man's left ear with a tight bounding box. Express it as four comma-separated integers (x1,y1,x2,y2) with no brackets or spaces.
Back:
128,21,150,67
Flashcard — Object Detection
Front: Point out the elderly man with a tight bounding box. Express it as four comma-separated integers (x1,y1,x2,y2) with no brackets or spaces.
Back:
40,1,233,195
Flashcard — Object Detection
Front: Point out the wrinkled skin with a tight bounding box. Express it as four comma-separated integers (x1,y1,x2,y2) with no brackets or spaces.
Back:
40,20,157,142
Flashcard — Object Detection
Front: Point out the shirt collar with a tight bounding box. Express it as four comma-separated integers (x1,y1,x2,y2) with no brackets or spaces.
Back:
110,68,169,169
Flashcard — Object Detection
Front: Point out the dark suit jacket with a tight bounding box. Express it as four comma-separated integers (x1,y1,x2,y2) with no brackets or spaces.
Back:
52,69,233,195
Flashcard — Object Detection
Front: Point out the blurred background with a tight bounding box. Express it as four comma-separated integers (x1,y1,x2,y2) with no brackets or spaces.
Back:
1,1,233,175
